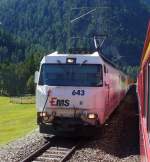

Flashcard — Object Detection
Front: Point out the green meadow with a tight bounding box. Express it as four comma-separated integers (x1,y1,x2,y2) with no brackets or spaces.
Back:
0,96,37,145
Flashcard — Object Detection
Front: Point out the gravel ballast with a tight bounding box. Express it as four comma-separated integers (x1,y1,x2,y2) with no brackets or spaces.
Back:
0,86,140,162
68,85,140,162
0,130,47,162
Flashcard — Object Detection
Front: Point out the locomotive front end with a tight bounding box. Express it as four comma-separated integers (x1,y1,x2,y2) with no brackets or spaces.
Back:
35,52,104,136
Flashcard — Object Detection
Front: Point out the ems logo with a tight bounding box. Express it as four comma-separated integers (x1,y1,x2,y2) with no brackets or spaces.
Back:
49,97,70,107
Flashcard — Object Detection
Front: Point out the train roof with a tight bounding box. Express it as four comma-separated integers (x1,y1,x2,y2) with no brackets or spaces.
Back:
41,51,118,67
40,51,104,65
140,20,150,68
40,51,127,76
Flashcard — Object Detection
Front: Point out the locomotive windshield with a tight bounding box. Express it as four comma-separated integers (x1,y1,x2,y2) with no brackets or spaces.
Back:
39,64,103,87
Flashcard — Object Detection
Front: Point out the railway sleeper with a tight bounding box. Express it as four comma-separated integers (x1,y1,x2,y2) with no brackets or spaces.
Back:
42,152,64,158
36,156,61,161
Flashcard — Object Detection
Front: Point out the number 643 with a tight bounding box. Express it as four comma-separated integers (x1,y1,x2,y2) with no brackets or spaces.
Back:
72,90,85,96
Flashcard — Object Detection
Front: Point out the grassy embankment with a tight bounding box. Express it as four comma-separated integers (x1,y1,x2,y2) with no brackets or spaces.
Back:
0,96,37,145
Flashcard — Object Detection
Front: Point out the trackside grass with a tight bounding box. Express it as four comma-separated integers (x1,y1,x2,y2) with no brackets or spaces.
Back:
0,96,37,145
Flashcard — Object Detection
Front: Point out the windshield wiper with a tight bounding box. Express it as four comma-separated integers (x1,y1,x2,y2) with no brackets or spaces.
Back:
80,60,88,66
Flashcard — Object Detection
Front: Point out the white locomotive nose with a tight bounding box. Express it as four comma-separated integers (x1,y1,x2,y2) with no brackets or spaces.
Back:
36,51,129,136
46,87,99,110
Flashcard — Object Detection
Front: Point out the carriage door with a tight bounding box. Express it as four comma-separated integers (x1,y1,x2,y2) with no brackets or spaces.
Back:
104,65,109,110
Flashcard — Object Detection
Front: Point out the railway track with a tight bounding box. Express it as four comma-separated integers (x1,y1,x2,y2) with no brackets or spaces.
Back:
21,137,79,162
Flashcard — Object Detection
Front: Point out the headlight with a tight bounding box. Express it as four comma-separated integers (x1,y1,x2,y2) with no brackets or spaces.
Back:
66,58,76,64
39,112,56,123
87,113,97,119
40,112,47,117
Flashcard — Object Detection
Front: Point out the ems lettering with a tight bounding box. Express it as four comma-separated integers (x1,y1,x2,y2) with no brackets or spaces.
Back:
50,97,70,107
50,97,57,106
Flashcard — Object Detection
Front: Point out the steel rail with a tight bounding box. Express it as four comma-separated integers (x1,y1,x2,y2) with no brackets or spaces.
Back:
21,137,79,162
21,141,51,162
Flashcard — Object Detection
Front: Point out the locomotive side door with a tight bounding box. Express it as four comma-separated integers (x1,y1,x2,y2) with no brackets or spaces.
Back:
104,65,109,114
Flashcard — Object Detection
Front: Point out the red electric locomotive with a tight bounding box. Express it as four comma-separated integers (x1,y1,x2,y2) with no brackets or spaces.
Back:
137,20,150,162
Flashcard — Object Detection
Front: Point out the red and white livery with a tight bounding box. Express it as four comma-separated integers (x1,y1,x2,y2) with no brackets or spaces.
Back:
137,20,150,162
35,50,128,136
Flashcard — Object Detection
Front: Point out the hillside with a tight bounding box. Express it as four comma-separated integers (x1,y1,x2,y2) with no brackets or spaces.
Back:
0,0,149,65
0,27,26,63
0,0,149,95
144,0,150,4
0,27,39,96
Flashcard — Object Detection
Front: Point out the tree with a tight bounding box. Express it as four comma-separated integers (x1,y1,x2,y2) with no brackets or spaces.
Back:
26,75,35,94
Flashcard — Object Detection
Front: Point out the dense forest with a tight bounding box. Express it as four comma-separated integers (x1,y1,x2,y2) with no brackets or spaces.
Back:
0,0,149,96
0,26,44,95
144,0,150,5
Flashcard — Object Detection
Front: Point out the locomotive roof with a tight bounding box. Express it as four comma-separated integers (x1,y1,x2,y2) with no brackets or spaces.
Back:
41,51,104,65
40,51,127,76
